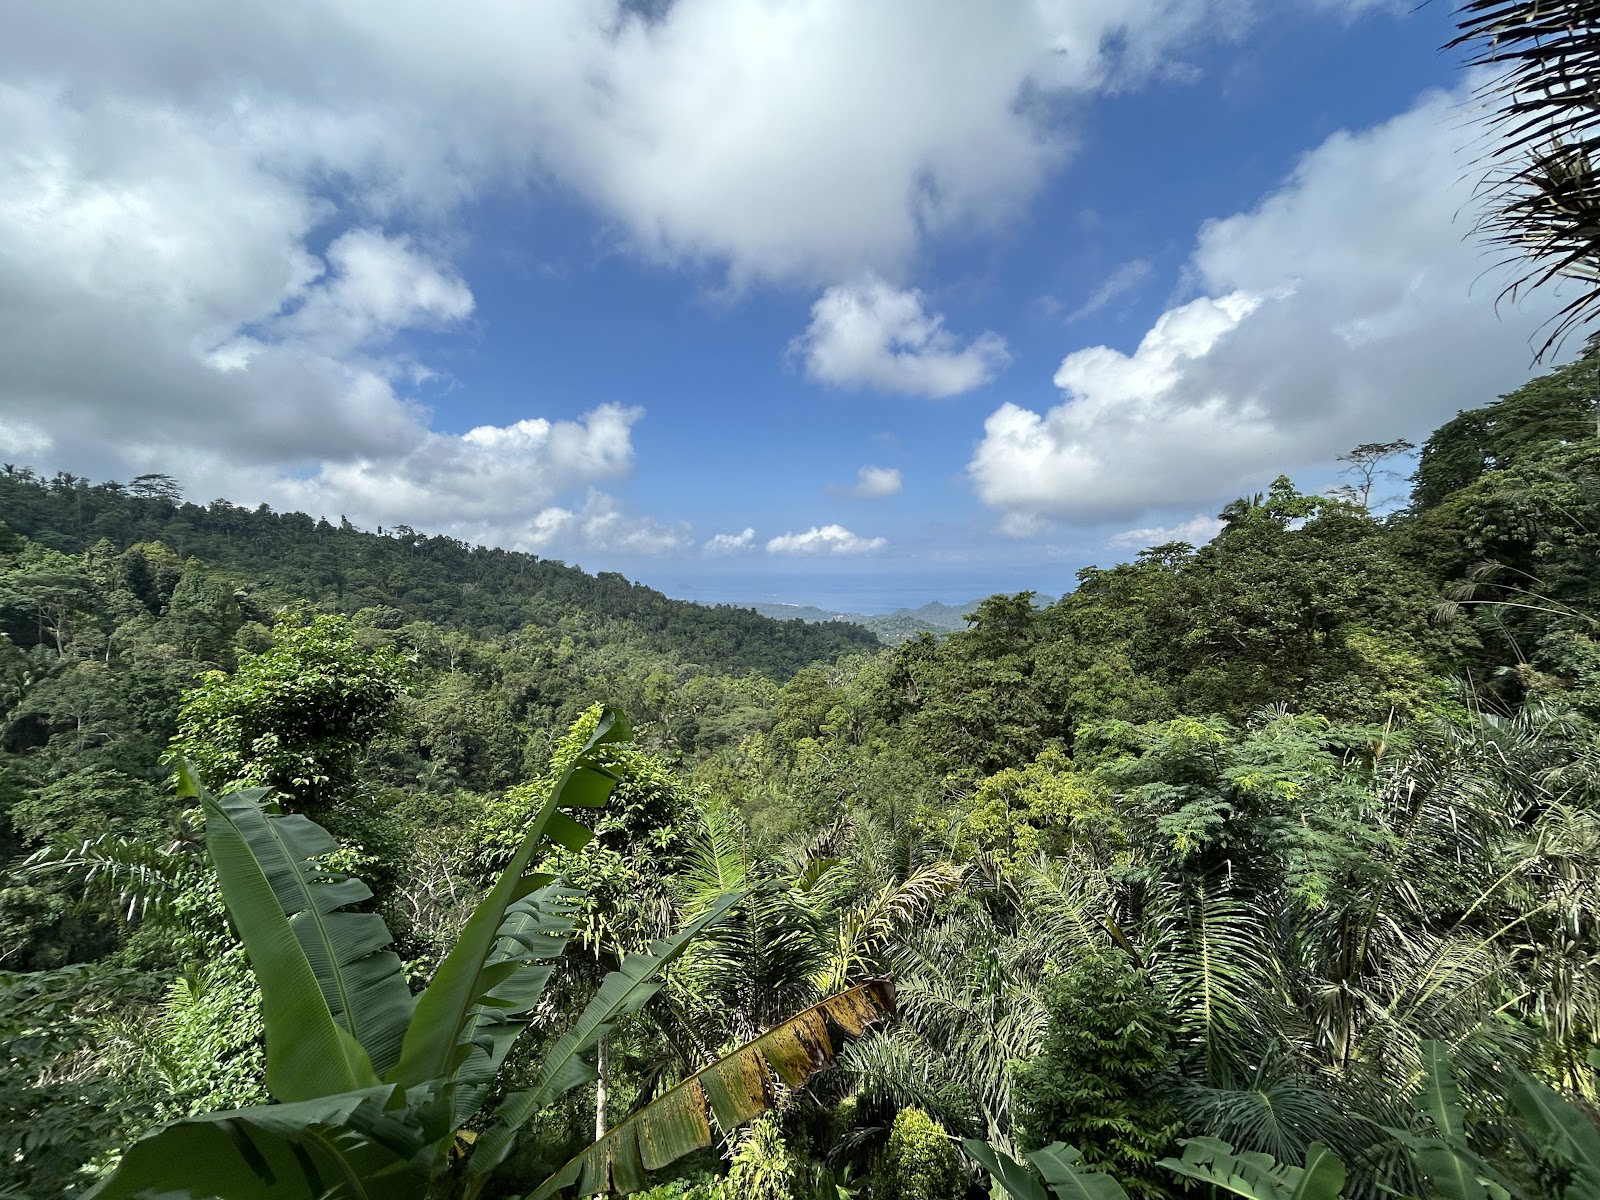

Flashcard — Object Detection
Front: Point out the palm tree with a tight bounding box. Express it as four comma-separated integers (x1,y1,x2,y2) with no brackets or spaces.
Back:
1450,1,1600,356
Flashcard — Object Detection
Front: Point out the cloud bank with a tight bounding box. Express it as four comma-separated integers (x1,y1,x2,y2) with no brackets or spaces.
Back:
970,86,1567,526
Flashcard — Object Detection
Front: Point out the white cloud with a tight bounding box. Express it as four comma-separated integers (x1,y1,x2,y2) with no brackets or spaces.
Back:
969,85,1569,524
766,525,887,555
519,491,694,557
1068,258,1154,321
272,403,639,533
1108,514,1224,548
0,0,1252,553
795,277,1009,397
704,527,757,554
830,465,904,498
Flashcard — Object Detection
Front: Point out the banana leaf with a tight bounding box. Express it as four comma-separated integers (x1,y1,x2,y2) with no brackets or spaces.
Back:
466,890,748,1184
1509,1074,1600,1198
391,709,628,1089
1158,1136,1346,1200
963,1141,1052,1200
196,778,381,1101
83,1085,430,1200
192,771,415,1085
445,881,582,1124
527,978,896,1199
1030,1144,1136,1200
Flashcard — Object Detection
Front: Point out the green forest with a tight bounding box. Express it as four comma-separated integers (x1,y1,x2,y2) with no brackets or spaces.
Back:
5,338,1600,1199
9,7,1600,1198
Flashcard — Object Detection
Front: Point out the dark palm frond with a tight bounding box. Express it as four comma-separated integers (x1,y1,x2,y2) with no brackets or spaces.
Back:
835,1026,975,1138
1173,1052,1354,1173
1145,876,1284,1087
1449,0,1600,357
815,861,966,995
26,818,206,924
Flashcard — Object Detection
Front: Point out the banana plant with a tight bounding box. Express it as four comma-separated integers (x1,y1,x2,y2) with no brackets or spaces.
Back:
962,1140,1132,1200
81,709,792,1199
1158,1138,1346,1200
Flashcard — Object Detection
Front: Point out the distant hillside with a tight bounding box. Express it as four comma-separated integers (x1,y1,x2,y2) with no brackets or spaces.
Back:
0,471,880,678
736,596,1057,645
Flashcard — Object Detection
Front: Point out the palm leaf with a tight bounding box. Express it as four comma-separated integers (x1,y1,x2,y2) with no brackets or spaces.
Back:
25,821,203,924
465,889,746,1184
528,979,897,1199
196,778,383,1101
391,708,627,1089
83,1085,428,1200
815,862,965,995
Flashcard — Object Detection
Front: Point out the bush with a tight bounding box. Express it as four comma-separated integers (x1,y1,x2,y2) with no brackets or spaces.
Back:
723,1116,799,1200
878,1107,965,1200
1013,955,1181,1199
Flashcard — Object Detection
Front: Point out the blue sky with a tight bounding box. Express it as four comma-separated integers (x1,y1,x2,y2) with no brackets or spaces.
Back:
0,2,1570,610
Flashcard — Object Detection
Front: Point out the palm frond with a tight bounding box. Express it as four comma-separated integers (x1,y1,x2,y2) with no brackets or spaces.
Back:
26,820,205,924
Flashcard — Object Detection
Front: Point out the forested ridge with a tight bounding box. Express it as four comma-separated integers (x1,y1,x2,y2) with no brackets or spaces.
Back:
4,343,1600,1199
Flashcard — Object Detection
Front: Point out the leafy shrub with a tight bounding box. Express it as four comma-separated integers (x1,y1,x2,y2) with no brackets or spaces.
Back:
878,1107,965,1200
1013,955,1181,1199
724,1116,800,1200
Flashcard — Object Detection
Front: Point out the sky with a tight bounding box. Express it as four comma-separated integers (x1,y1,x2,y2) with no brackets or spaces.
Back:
0,1,1574,611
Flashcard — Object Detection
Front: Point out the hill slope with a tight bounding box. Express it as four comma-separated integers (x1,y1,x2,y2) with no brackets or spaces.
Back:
0,471,879,678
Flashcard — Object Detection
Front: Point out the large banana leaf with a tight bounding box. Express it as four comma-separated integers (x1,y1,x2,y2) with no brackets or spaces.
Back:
966,1140,1133,1200
962,1141,1053,1200
1399,1041,1506,1200
194,773,415,1083
1158,1136,1346,1200
390,709,627,1089
1030,1144,1139,1200
445,881,582,1124
83,1085,430,1200
1509,1074,1600,1198
196,778,381,1101
465,890,748,1186
528,978,897,1199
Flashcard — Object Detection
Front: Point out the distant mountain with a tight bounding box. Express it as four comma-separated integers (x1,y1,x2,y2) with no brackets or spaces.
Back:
734,595,1057,645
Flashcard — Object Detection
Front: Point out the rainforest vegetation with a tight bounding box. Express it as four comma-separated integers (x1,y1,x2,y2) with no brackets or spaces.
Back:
2,340,1599,1199
8,6,1600,1196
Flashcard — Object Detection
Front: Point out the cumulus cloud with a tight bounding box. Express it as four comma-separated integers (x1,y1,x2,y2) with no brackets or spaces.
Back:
795,278,1009,397
830,465,904,498
0,0,1254,553
969,85,1569,524
517,490,694,557
766,525,887,555
271,404,641,543
704,527,757,554
1108,514,1224,548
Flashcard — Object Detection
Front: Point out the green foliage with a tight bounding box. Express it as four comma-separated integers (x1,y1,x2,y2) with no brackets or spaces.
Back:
878,1107,964,1200
724,1117,800,1200
945,749,1118,867
1014,955,1181,1199
0,964,156,1198
965,1139,1132,1200
1158,1137,1347,1200
171,613,407,813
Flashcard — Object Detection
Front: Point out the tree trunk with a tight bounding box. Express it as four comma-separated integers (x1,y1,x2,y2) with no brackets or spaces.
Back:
594,1036,609,1141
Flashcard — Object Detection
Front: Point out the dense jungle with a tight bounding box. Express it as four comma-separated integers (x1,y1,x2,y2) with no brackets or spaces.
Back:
8,5,1600,1198
4,339,1600,1199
